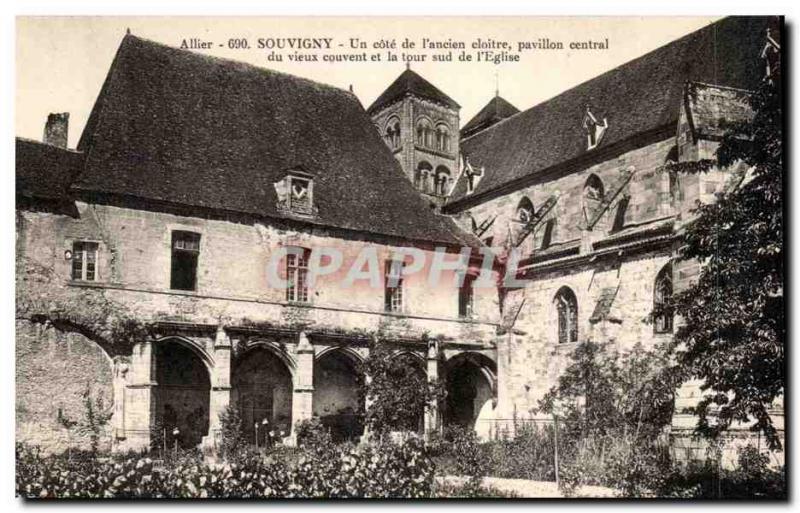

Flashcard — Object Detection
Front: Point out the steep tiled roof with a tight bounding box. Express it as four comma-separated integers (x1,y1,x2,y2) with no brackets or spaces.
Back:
448,16,779,207
460,95,520,139
367,68,460,114
75,35,477,247
16,138,84,200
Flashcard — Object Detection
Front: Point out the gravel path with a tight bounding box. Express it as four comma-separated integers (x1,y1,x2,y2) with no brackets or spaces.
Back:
438,475,618,498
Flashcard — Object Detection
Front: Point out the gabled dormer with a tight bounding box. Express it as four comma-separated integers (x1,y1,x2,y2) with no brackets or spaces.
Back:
582,105,608,150
274,167,316,217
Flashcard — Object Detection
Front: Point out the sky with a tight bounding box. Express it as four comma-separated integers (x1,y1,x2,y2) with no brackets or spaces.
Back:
16,16,721,148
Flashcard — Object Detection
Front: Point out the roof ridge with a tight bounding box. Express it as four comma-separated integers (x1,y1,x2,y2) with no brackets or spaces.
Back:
461,17,724,143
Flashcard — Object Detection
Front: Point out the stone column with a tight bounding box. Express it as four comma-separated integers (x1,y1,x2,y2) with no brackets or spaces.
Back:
206,326,232,448
290,331,314,439
111,356,131,451
123,340,156,451
424,339,441,438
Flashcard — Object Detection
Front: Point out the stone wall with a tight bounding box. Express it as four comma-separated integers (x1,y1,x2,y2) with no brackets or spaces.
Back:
16,320,114,453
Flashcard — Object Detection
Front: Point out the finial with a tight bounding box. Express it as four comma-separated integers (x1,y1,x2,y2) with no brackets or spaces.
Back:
348,84,353,93
406,61,411,71
126,27,131,35
495,71,499,97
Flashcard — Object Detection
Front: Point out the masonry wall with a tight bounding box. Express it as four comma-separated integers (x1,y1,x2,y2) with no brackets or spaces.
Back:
16,200,499,449
16,320,114,452
456,137,678,255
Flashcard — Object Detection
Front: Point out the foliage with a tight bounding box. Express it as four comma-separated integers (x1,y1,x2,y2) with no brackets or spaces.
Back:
16,436,436,499
533,341,678,495
294,416,334,453
656,445,785,499
358,340,445,436
55,382,113,455
664,67,784,448
539,341,676,443
217,404,246,461
16,256,153,355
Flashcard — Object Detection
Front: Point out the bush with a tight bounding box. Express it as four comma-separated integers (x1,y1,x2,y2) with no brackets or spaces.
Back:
16,435,436,499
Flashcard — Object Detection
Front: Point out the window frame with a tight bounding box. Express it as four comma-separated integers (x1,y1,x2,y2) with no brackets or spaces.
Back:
71,240,99,282
286,247,311,303
170,230,201,291
384,259,405,313
653,264,674,334
458,274,476,319
555,286,579,344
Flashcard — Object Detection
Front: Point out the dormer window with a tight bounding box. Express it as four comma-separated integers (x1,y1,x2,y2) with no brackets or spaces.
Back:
583,106,608,150
276,169,315,216
463,156,483,195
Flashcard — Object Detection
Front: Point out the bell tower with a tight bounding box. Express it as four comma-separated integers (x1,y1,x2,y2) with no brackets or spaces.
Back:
368,65,460,205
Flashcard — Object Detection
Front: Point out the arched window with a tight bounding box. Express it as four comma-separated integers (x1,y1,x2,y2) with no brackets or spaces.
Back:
435,166,450,196
654,264,674,334
584,174,605,202
555,286,578,344
417,161,433,193
385,117,401,150
516,197,535,224
436,123,450,152
416,119,433,148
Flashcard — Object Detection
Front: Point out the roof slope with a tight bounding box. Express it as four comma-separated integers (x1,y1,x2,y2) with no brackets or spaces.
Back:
448,16,778,206
75,35,476,247
367,68,460,114
16,138,84,200
460,95,520,139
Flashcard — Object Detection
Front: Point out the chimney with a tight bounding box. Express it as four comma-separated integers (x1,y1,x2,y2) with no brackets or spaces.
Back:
43,112,69,149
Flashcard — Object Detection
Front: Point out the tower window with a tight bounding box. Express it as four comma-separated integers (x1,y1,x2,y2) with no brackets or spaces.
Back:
435,166,451,196
555,286,578,344
385,117,401,149
171,231,201,291
436,123,450,152
385,259,405,313
71,241,99,281
286,247,310,303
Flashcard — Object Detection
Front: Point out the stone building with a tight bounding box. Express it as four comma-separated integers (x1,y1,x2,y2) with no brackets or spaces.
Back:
16,16,783,463
16,35,499,452
425,16,781,463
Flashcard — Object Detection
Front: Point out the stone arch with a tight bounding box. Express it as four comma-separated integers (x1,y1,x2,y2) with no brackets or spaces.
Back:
434,165,451,196
384,115,402,149
444,352,497,432
154,337,212,449
386,349,427,433
435,121,451,152
314,347,365,441
153,335,214,373
415,160,433,192
415,117,434,148
232,343,295,445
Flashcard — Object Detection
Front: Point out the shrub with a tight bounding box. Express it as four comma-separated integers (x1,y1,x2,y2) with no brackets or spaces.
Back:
16,436,436,499
217,404,245,460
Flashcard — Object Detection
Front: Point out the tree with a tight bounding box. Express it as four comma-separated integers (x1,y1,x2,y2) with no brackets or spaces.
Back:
539,341,675,442
665,68,783,449
358,339,445,437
